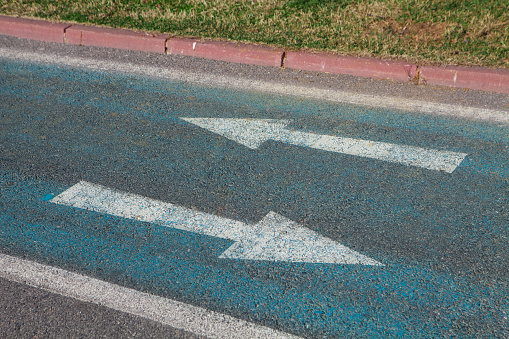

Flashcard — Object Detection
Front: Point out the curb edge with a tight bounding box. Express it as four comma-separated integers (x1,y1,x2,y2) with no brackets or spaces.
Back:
0,15,508,95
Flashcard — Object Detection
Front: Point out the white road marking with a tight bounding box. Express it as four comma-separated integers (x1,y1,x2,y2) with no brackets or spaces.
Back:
50,181,382,266
0,48,507,125
0,253,300,339
181,118,467,173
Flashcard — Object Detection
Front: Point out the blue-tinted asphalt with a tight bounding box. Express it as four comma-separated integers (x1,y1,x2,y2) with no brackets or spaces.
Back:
1,58,508,337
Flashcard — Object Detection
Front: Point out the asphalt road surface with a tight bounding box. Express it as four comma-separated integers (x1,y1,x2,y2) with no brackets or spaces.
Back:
1,35,508,338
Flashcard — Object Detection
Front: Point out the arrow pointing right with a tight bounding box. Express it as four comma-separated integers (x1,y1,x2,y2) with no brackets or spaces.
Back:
50,181,382,266
181,118,467,173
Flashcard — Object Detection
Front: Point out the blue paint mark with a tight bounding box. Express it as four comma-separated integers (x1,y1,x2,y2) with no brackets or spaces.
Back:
1,170,508,338
41,193,54,201
1,59,508,146
1,58,508,337
1,59,508,180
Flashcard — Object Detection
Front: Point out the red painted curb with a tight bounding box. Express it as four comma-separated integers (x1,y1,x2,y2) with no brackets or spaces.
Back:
1,16,508,94
0,15,69,43
65,25,167,54
167,38,284,68
420,66,509,95
285,51,417,82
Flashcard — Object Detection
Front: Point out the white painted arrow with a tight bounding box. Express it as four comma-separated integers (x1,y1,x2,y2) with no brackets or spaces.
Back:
181,118,467,173
50,181,382,266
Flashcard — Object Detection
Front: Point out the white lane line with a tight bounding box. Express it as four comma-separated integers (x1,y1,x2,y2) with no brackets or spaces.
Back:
50,181,382,265
0,48,507,125
181,118,467,173
0,253,301,339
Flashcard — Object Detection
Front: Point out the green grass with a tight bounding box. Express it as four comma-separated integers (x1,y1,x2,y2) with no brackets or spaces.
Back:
1,0,508,68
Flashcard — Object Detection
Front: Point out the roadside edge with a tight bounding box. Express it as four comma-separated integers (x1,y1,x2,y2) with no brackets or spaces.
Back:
0,15,508,94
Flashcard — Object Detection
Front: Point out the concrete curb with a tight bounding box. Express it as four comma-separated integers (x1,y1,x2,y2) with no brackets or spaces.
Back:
285,50,417,82
65,25,167,54
0,15,508,94
420,65,509,94
167,38,284,68
0,15,70,43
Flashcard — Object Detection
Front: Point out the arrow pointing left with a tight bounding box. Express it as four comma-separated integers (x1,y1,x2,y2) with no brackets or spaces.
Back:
50,181,382,266
181,118,467,173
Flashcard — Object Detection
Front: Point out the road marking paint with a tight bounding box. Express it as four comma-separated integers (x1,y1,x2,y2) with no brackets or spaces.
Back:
0,253,300,339
50,181,382,265
1,48,507,125
181,118,467,173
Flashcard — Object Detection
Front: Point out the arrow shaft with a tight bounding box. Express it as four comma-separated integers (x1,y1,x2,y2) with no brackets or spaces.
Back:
50,181,250,241
275,130,466,173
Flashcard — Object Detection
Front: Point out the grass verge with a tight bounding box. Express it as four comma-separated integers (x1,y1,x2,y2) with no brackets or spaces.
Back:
1,0,508,68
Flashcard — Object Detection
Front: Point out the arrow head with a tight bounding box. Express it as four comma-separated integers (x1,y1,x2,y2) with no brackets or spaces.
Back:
219,212,383,266
181,118,292,149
